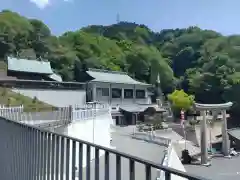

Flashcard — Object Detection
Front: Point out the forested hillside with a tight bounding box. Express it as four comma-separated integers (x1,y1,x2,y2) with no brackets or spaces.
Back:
1,10,240,118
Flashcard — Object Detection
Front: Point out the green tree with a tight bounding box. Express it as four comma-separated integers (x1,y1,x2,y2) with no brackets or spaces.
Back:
168,89,195,111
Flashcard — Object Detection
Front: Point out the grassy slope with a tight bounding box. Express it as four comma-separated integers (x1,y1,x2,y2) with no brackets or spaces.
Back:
0,60,55,112
0,87,55,112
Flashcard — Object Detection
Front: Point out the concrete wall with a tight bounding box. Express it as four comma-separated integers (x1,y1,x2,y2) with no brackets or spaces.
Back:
53,111,114,179
66,110,114,164
12,88,86,107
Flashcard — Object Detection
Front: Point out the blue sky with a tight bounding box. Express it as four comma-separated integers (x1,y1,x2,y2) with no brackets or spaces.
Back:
1,0,240,36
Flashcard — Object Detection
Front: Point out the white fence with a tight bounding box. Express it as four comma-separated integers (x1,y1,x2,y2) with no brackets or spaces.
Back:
0,105,24,120
71,102,110,121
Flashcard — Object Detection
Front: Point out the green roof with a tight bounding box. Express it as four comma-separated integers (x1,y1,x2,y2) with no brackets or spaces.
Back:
48,73,63,82
86,68,150,86
7,57,53,74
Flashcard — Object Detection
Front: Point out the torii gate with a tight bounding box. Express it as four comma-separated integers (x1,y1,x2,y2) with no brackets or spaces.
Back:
194,102,233,165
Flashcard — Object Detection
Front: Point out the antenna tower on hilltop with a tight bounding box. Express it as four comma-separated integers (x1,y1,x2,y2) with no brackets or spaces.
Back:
116,13,120,23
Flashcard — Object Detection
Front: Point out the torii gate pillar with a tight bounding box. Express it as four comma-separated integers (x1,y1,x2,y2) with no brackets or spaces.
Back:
221,110,230,156
194,102,233,165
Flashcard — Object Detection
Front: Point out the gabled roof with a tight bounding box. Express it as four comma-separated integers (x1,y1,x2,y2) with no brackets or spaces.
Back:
7,57,53,74
86,68,151,86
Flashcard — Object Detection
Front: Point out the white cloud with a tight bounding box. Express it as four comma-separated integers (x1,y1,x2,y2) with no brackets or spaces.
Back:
30,0,50,9
30,0,72,9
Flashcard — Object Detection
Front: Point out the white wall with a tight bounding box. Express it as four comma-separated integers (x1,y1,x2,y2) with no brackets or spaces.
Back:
70,110,113,149
54,111,114,180
12,88,86,107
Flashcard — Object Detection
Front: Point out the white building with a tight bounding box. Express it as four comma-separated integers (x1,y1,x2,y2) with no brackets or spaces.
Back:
83,68,152,106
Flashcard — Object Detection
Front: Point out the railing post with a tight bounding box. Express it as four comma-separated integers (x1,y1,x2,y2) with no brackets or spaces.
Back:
65,139,70,179
29,127,35,180
23,124,28,180
47,133,51,180
36,130,40,180
165,171,171,180
60,137,65,180
51,134,56,180
129,159,135,180
145,164,151,180
43,132,48,180
105,151,110,180
86,145,91,180
116,155,121,180
95,148,100,180
40,131,45,180
72,141,76,180
78,143,83,180
55,135,60,180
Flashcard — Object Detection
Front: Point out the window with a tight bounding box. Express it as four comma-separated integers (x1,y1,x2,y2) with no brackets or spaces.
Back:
124,89,133,99
112,88,122,98
96,88,109,96
101,88,109,96
136,89,145,99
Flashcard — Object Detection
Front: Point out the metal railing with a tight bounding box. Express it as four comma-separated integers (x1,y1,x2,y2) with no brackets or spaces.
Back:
0,117,208,180
0,105,71,128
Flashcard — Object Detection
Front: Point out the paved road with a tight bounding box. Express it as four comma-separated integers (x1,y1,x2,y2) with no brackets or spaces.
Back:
185,155,240,180
79,133,165,180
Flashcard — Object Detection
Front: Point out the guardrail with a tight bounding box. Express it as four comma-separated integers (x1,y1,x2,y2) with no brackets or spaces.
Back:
0,116,208,180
